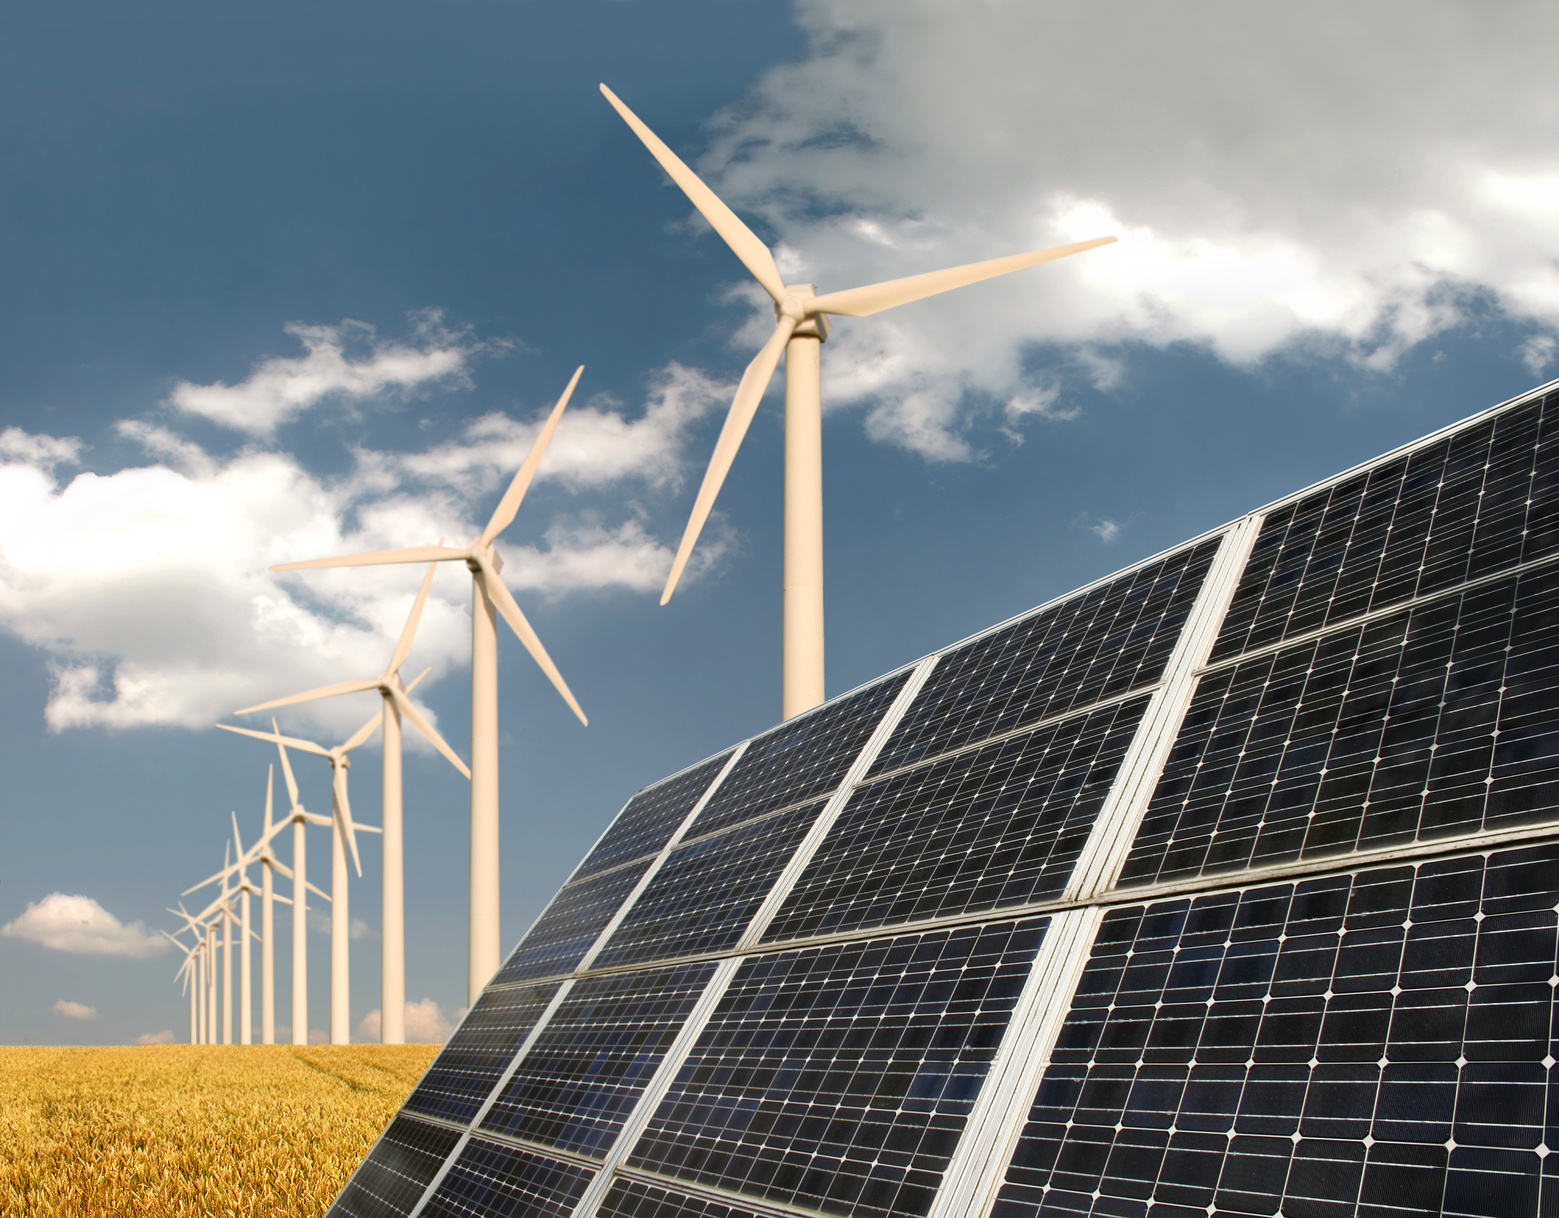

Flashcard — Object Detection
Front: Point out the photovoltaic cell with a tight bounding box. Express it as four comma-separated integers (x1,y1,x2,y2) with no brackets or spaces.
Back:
690,673,911,837
870,541,1219,778
592,801,827,970
479,962,718,1158
763,698,1148,945
404,981,563,1126
598,1177,767,1218
492,862,653,986
629,918,1049,1218
419,1139,595,1218
1210,394,1559,664
993,844,1559,1218
1122,564,1559,887
327,1115,464,1218
574,752,735,882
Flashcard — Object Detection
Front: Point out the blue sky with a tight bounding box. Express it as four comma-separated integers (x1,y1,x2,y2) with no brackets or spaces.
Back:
3,0,1557,1045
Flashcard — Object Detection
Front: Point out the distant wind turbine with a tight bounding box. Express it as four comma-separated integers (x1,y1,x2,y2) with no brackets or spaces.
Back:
236,559,469,1043
219,716,380,1044
601,83,1116,718
269,367,588,1002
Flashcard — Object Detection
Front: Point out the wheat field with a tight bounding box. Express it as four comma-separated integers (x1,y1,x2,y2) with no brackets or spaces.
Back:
0,1043,441,1218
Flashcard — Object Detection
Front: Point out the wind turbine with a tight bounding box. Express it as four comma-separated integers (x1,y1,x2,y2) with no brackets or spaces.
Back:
235,562,470,1043
269,367,589,1003
600,84,1117,718
218,714,381,1044
164,929,201,1043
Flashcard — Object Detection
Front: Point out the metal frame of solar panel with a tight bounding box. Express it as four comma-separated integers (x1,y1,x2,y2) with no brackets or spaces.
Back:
329,376,1559,1218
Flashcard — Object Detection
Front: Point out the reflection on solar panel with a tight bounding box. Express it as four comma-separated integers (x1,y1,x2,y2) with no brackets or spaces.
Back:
329,381,1559,1218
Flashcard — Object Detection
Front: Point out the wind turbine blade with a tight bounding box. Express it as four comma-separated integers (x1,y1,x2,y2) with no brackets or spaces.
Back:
662,316,796,603
217,722,331,759
480,367,583,545
274,729,301,808
231,811,246,860
405,666,431,693
236,679,381,716
342,707,384,754
181,862,235,896
268,857,294,882
332,765,362,877
271,544,467,572
808,236,1116,318
600,84,786,302
308,879,331,903
473,558,588,726
388,560,441,675
389,684,471,778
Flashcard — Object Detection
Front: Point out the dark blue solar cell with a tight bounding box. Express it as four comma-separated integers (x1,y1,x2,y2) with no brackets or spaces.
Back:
870,541,1219,777
1123,565,1559,886
479,962,718,1158
629,917,1049,1218
763,698,1147,944
690,673,912,837
328,1115,463,1218
419,1139,594,1218
591,800,827,969
597,1178,768,1218
992,845,1559,1218
574,751,735,881
404,982,562,1126
492,862,652,986
1210,394,1557,663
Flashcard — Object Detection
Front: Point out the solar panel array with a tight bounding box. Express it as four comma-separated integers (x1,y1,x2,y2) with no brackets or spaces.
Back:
330,381,1559,1218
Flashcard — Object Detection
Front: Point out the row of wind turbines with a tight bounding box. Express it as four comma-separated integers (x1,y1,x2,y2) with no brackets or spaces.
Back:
160,85,1113,1043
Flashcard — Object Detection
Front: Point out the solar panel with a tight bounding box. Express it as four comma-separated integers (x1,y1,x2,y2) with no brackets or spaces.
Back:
329,380,1559,1218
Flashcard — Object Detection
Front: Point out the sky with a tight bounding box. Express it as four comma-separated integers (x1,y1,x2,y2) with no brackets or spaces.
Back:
3,0,1558,1045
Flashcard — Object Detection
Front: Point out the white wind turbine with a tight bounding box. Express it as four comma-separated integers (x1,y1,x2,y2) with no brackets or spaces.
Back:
164,929,202,1043
601,84,1117,718
270,367,589,1003
218,713,381,1044
234,565,469,1043
184,767,306,1043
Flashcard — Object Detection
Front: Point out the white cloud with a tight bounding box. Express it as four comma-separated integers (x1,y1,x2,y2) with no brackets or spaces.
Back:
358,997,459,1043
1091,519,1123,544
53,999,98,1020
676,1,1559,457
169,312,484,436
4,894,168,957
0,427,82,469
389,362,734,494
0,402,704,735
136,1029,176,1044
350,918,375,940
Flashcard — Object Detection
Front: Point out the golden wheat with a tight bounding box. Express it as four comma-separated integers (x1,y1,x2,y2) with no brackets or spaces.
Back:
0,1043,440,1218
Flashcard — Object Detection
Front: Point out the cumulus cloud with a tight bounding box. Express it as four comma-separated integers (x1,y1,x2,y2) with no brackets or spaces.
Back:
169,312,485,436
390,362,734,494
0,392,708,734
137,1029,176,1044
4,894,168,957
674,1,1559,457
358,997,459,1043
52,999,98,1020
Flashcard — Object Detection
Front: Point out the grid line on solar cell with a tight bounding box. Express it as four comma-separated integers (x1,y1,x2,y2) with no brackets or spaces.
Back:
627,917,1050,1218
328,1114,465,1218
403,982,564,1127
1211,394,1558,664
598,1175,774,1218
593,802,829,970
690,674,913,837
574,752,737,882
761,699,1148,944
991,843,1559,1218
418,1138,595,1218
478,962,719,1158
866,541,1220,779
1122,563,1559,888
491,864,653,987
